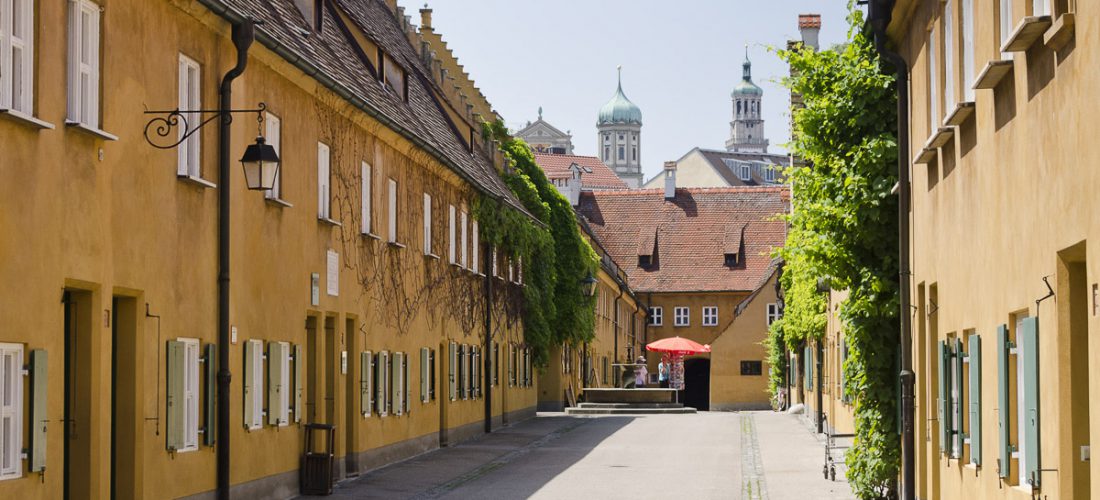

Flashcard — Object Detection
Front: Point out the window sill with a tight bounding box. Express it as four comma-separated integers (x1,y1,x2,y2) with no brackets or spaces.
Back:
387,241,406,249
179,175,217,189
924,127,954,150
1001,16,1053,53
318,217,342,227
264,197,293,208
973,60,1014,90
65,120,119,141
1044,13,1075,51
943,102,976,127
425,253,440,260
913,146,937,164
0,109,56,129
362,232,382,241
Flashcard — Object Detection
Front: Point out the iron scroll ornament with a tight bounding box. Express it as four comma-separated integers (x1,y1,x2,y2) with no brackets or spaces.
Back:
143,102,267,150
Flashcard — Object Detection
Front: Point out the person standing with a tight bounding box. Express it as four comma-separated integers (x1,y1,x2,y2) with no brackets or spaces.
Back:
658,356,670,388
634,356,648,388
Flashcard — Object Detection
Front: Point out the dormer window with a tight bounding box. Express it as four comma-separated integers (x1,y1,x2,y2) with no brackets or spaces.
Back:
379,51,408,102
724,253,740,266
739,164,751,181
638,255,651,267
764,166,776,183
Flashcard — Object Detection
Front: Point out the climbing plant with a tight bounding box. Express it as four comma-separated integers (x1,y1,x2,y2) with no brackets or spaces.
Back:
476,120,599,366
771,4,900,498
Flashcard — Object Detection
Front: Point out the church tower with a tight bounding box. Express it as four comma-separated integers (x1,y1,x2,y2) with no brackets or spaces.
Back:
597,67,644,188
725,47,768,153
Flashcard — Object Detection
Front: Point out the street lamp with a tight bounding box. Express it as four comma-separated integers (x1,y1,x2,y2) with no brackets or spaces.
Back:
581,272,597,297
240,135,281,190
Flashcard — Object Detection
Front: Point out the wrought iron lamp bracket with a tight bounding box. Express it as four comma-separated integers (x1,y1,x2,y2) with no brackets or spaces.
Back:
143,102,267,150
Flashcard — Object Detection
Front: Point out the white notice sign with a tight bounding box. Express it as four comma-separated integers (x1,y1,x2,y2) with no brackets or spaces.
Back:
327,250,339,296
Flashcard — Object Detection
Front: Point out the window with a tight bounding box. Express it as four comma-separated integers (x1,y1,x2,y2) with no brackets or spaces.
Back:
642,307,660,327
420,348,431,403
67,0,101,127
448,343,457,400
382,54,407,100
725,253,740,267
376,351,389,416
317,143,331,219
603,147,609,161
178,55,202,178
618,146,624,161
1,0,34,114
472,220,480,274
264,113,283,200
387,178,398,243
166,338,200,452
674,307,689,327
361,162,372,234
618,134,624,141
765,166,776,183
944,0,955,113
423,193,432,255
739,164,751,181
268,342,290,426
391,352,404,416
448,205,456,264
999,0,1013,57
740,361,763,376
0,343,23,480
961,0,975,102
243,339,264,430
360,351,374,417
766,303,780,326
632,147,637,161
460,210,468,268
928,25,939,134
702,306,718,326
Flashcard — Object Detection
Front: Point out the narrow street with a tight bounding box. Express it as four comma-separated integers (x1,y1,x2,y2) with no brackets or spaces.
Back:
310,412,856,500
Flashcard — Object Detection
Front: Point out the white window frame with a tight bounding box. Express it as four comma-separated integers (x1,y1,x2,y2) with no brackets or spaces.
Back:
764,165,776,183
944,0,955,114
180,338,200,452
471,220,480,274
0,343,24,480
178,54,202,178
767,303,780,326
448,205,456,264
387,178,398,243
961,0,975,102
67,0,101,127
423,193,432,255
361,162,372,234
702,306,718,326
264,113,282,200
460,210,468,268
674,307,690,327
377,351,389,417
999,0,1013,57
928,25,939,134
245,339,264,431
273,342,290,427
739,164,751,181
1,0,34,114
649,307,663,326
317,142,331,219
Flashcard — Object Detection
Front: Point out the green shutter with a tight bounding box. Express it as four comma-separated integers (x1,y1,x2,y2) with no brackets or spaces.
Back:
839,339,847,404
29,349,47,472
449,343,457,400
997,324,1010,478
293,344,303,423
420,348,429,403
268,343,280,426
204,344,216,445
938,340,949,455
954,337,964,457
404,352,411,414
166,340,185,451
1022,317,1040,488
367,349,376,417
429,349,436,399
243,340,256,428
968,333,981,466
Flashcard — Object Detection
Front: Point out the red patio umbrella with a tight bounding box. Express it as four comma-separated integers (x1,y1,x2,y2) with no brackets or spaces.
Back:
645,336,711,355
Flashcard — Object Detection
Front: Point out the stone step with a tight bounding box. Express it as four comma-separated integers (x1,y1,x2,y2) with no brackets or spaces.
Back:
576,402,685,409
564,406,698,415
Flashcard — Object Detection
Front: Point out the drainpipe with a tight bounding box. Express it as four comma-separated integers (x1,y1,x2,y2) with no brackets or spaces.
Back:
868,0,914,498
484,243,492,434
217,18,255,500
816,339,824,433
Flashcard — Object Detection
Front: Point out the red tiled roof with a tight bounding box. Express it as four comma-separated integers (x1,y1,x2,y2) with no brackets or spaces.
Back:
576,187,789,293
533,153,629,190
799,14,822,28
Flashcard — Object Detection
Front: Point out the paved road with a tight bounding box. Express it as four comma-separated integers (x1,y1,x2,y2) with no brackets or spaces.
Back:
309,411,855,500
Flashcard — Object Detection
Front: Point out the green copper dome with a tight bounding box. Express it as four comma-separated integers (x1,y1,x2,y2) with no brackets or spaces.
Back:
733,49,763,97
598,69,642,126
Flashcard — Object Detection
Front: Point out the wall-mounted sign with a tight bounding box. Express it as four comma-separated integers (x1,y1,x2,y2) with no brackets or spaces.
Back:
310,273,320,306
231,326,238,344
327,250,339,297
341,351,348,375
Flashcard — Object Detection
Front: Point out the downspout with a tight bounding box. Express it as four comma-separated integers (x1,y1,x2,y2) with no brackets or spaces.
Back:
217,18,255,500
868,0,914,498
483,243,492,434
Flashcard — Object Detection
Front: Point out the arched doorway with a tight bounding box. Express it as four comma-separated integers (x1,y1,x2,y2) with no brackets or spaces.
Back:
683,358,710,411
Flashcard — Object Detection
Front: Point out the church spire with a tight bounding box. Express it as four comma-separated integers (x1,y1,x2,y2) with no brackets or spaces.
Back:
742,44,752,81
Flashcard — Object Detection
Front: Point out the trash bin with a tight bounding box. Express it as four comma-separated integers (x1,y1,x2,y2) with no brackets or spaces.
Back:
300,423,335,495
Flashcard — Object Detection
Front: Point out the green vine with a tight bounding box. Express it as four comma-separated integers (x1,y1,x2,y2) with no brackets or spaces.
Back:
772,5,900,498
475,120,599,366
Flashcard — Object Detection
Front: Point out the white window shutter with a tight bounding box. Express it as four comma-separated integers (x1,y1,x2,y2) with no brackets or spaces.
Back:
423,193,432,255
403,353,410,415
448,205,456,264
420,347,429,403
460,211,468,268
0,0,11,110
448,343,457,401
166,340,185,451
265,114,282,199
361,162,372,234
0,344,24,480
472,221,479,274
387,178,398,243
318,143,330,218
392,353,402,416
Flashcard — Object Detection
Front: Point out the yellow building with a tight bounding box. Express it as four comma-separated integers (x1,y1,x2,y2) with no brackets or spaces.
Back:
576,164,788,411
0,0,541,498
882,0,1096,498
793,290,856,436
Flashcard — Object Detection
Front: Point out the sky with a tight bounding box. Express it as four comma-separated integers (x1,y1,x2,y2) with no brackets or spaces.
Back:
398,0,853,183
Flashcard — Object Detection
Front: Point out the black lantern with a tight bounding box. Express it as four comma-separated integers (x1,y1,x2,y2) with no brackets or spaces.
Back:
240,136,281,190
581,273,598,297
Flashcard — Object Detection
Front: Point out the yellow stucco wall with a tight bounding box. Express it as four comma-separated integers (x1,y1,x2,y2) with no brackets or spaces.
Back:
641,149,729,189
0,1,537,498
895,0,1097,498
709,274,779,410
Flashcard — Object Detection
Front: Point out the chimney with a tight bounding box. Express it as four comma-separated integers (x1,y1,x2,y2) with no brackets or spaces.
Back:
798,14,821,50
420,5,433,30
663,161,677,200
568,163,583,206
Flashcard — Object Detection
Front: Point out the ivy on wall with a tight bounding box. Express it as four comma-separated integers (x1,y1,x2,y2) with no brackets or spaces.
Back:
476,120,599,366
770,5,900,498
